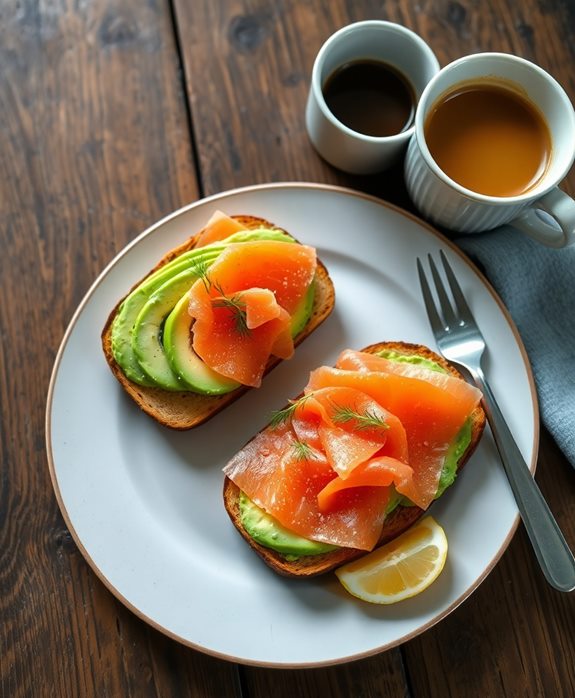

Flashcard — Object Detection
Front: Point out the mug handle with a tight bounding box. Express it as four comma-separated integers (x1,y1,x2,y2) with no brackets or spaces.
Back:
511,188,575,248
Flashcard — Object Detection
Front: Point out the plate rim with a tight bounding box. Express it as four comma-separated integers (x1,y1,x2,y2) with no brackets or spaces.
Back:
45,181,539,667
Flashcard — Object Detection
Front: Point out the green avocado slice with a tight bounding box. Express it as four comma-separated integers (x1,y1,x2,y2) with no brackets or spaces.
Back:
132,267,209,389
239,491,338,557
111,248,222,386
290,280,315,337
239,352,473,558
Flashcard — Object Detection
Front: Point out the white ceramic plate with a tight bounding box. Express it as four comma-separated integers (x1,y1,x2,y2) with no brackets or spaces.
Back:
46,183,538,667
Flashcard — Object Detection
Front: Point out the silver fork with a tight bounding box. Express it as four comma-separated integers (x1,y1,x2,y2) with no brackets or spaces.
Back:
417,250,575,592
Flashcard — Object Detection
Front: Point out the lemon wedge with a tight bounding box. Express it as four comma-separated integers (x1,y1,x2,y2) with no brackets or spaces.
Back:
335,516,448,604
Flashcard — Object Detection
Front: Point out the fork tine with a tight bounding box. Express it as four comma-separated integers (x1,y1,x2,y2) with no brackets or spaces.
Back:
439,250,475,324
427,254,458,328
416,257,444,335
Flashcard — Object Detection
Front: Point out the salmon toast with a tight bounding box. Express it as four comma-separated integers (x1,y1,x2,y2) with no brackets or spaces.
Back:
223,341,486,577
101,212,335,429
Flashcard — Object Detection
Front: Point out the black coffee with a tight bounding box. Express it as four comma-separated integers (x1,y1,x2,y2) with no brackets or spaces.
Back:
323,59,415,137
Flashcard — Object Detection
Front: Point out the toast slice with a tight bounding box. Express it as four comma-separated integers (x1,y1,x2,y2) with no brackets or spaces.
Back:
101,215,335,430
223,341,486,577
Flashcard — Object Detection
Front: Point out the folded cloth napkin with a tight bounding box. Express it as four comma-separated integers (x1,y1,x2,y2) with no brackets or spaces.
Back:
454,225,575,468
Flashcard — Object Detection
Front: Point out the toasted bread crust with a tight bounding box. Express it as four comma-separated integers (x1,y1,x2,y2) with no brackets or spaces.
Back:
223,341,486,577
101,215,335,430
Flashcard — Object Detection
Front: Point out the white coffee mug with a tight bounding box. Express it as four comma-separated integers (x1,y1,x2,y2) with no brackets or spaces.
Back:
305,21,439,175
404,52,575,247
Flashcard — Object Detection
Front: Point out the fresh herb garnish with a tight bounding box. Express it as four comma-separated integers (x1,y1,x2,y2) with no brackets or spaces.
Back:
269,393,313,428
191,262,251,337
331,404,389,432
291,440,315,461
191,258,212,293
212,293,250,336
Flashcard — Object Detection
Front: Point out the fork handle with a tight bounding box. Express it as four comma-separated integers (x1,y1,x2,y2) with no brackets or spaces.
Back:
472,366,575,592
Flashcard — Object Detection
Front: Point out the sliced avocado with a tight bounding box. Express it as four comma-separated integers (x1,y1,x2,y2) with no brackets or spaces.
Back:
131,267,208,389
111,228,294,386
239,491,337,557
376,348,445,373
111,248,222,385
291,280,315,337
162,278,317,394
163,292,241,394
436,417,472,498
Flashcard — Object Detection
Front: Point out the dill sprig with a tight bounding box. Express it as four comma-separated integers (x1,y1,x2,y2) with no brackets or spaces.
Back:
269,393,313,428
291,440,315,461
191,258,212,293
212,293,250,337
192,261,251,337
331,404,390,432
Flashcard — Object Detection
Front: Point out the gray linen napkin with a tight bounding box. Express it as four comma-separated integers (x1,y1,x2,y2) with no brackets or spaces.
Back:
454,225,575,467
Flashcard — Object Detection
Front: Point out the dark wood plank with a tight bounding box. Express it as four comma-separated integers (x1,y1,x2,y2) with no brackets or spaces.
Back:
173,0,345,193
241,654,410,698
0,1,239,695
173,0,575,695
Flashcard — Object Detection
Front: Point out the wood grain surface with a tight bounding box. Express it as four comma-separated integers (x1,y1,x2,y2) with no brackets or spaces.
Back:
1,0,574,696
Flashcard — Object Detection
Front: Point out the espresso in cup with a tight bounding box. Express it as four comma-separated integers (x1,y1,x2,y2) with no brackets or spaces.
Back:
322,59,416,137
305,21,439,174
424,80,552,197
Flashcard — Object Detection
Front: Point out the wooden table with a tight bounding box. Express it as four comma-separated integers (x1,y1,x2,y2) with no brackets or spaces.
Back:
2,1,574,695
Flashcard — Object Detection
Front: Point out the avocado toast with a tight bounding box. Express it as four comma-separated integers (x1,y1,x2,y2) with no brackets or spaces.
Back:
101,214,335,429
223,341,486,577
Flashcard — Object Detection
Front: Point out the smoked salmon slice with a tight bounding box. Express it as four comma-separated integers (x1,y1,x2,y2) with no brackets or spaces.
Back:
223,349,482,551
187,240,316,386
224,386,412,551
188,287,293,387
194,210,246,248
307,358,481,509
316,456,413,513
294,387,407,479
222,419,392,551
336,349,478,404
243,288,282,328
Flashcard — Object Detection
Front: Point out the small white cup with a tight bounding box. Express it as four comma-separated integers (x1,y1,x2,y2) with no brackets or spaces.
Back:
305,21,439,175
404,52,575,247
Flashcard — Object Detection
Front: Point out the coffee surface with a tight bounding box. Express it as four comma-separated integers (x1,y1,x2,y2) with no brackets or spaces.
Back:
424,82,551,197
323,59,415,137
